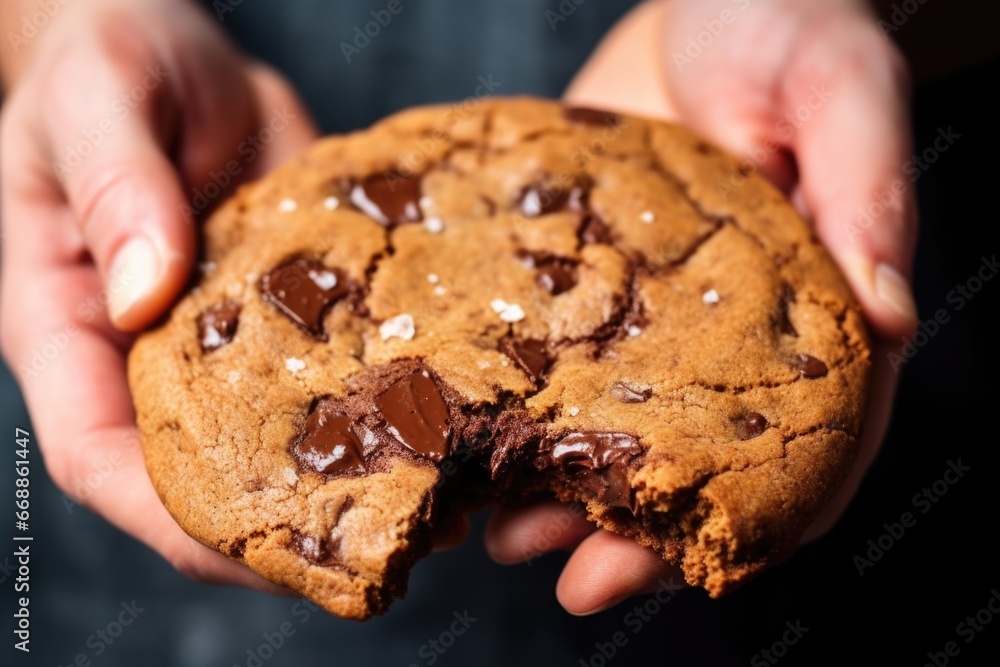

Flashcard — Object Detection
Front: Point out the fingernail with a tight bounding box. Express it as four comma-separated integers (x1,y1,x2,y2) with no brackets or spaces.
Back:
570,594,629,617
874,263,917,323
108,237,161,323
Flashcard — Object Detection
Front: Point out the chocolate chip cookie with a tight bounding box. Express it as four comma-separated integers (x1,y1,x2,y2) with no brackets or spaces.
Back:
128,97,870,620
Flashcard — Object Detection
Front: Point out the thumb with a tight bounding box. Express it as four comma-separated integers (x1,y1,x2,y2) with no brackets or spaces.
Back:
43,62,194,332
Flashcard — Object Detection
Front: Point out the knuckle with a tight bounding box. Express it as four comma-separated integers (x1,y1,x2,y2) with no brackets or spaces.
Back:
71,163,138,242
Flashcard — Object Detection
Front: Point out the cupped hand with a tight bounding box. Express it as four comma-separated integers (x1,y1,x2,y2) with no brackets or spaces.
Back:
486,0,917,614
0,0,316,591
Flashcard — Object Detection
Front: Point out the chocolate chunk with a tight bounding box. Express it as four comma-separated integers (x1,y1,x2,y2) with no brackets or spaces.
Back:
293,532,344,567
791,353,828,378
518,180,589,217
198,302,240,352
375,372,451,463
610,381,652,404
578,214,612,245
292,406,365,476
547,432,643,510
350,172,423,228
502,338,551,384
733,413,769,441
536,260,578,295
563,106,623,128
261,258,349,337
776,283,798,336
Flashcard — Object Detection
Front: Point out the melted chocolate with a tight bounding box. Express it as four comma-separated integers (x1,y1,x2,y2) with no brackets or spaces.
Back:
545,432,643,509
198,302,240,352
261,258,349,337
375,372,451,462
351,172,423,228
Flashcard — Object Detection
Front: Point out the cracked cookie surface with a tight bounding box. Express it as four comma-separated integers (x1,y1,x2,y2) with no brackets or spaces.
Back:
128,97,870,620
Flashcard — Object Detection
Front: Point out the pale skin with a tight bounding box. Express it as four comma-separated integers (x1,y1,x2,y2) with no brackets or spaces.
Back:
0,0,916,614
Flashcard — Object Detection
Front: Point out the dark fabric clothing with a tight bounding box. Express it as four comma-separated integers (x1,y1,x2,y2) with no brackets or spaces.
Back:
199,0,641,132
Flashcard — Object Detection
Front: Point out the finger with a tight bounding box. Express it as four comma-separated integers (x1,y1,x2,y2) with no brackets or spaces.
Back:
170,60,318,207
484,501,596,564
1,148,285,596
38,45,193,331
562,0,680,121
556,530,684,616
802,340,899,542
239,63,320,179
785,31,918,338
2,280,287,594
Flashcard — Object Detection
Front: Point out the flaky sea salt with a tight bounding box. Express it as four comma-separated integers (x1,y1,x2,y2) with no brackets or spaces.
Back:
323,196,340,211
568,406,581,417
640,210,655,224
627,325,643,337
702,289,721,305
425,217,444,233
379,314,416,341
285,357,306,374
499,304,525,323
278,198,298,212
308,269,338,290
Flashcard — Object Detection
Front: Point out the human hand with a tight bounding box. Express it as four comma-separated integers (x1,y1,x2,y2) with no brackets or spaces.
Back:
487,0,917,614
0,0,317,592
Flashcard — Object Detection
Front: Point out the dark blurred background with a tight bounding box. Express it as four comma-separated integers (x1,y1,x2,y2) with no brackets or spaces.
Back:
2,1,998,665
